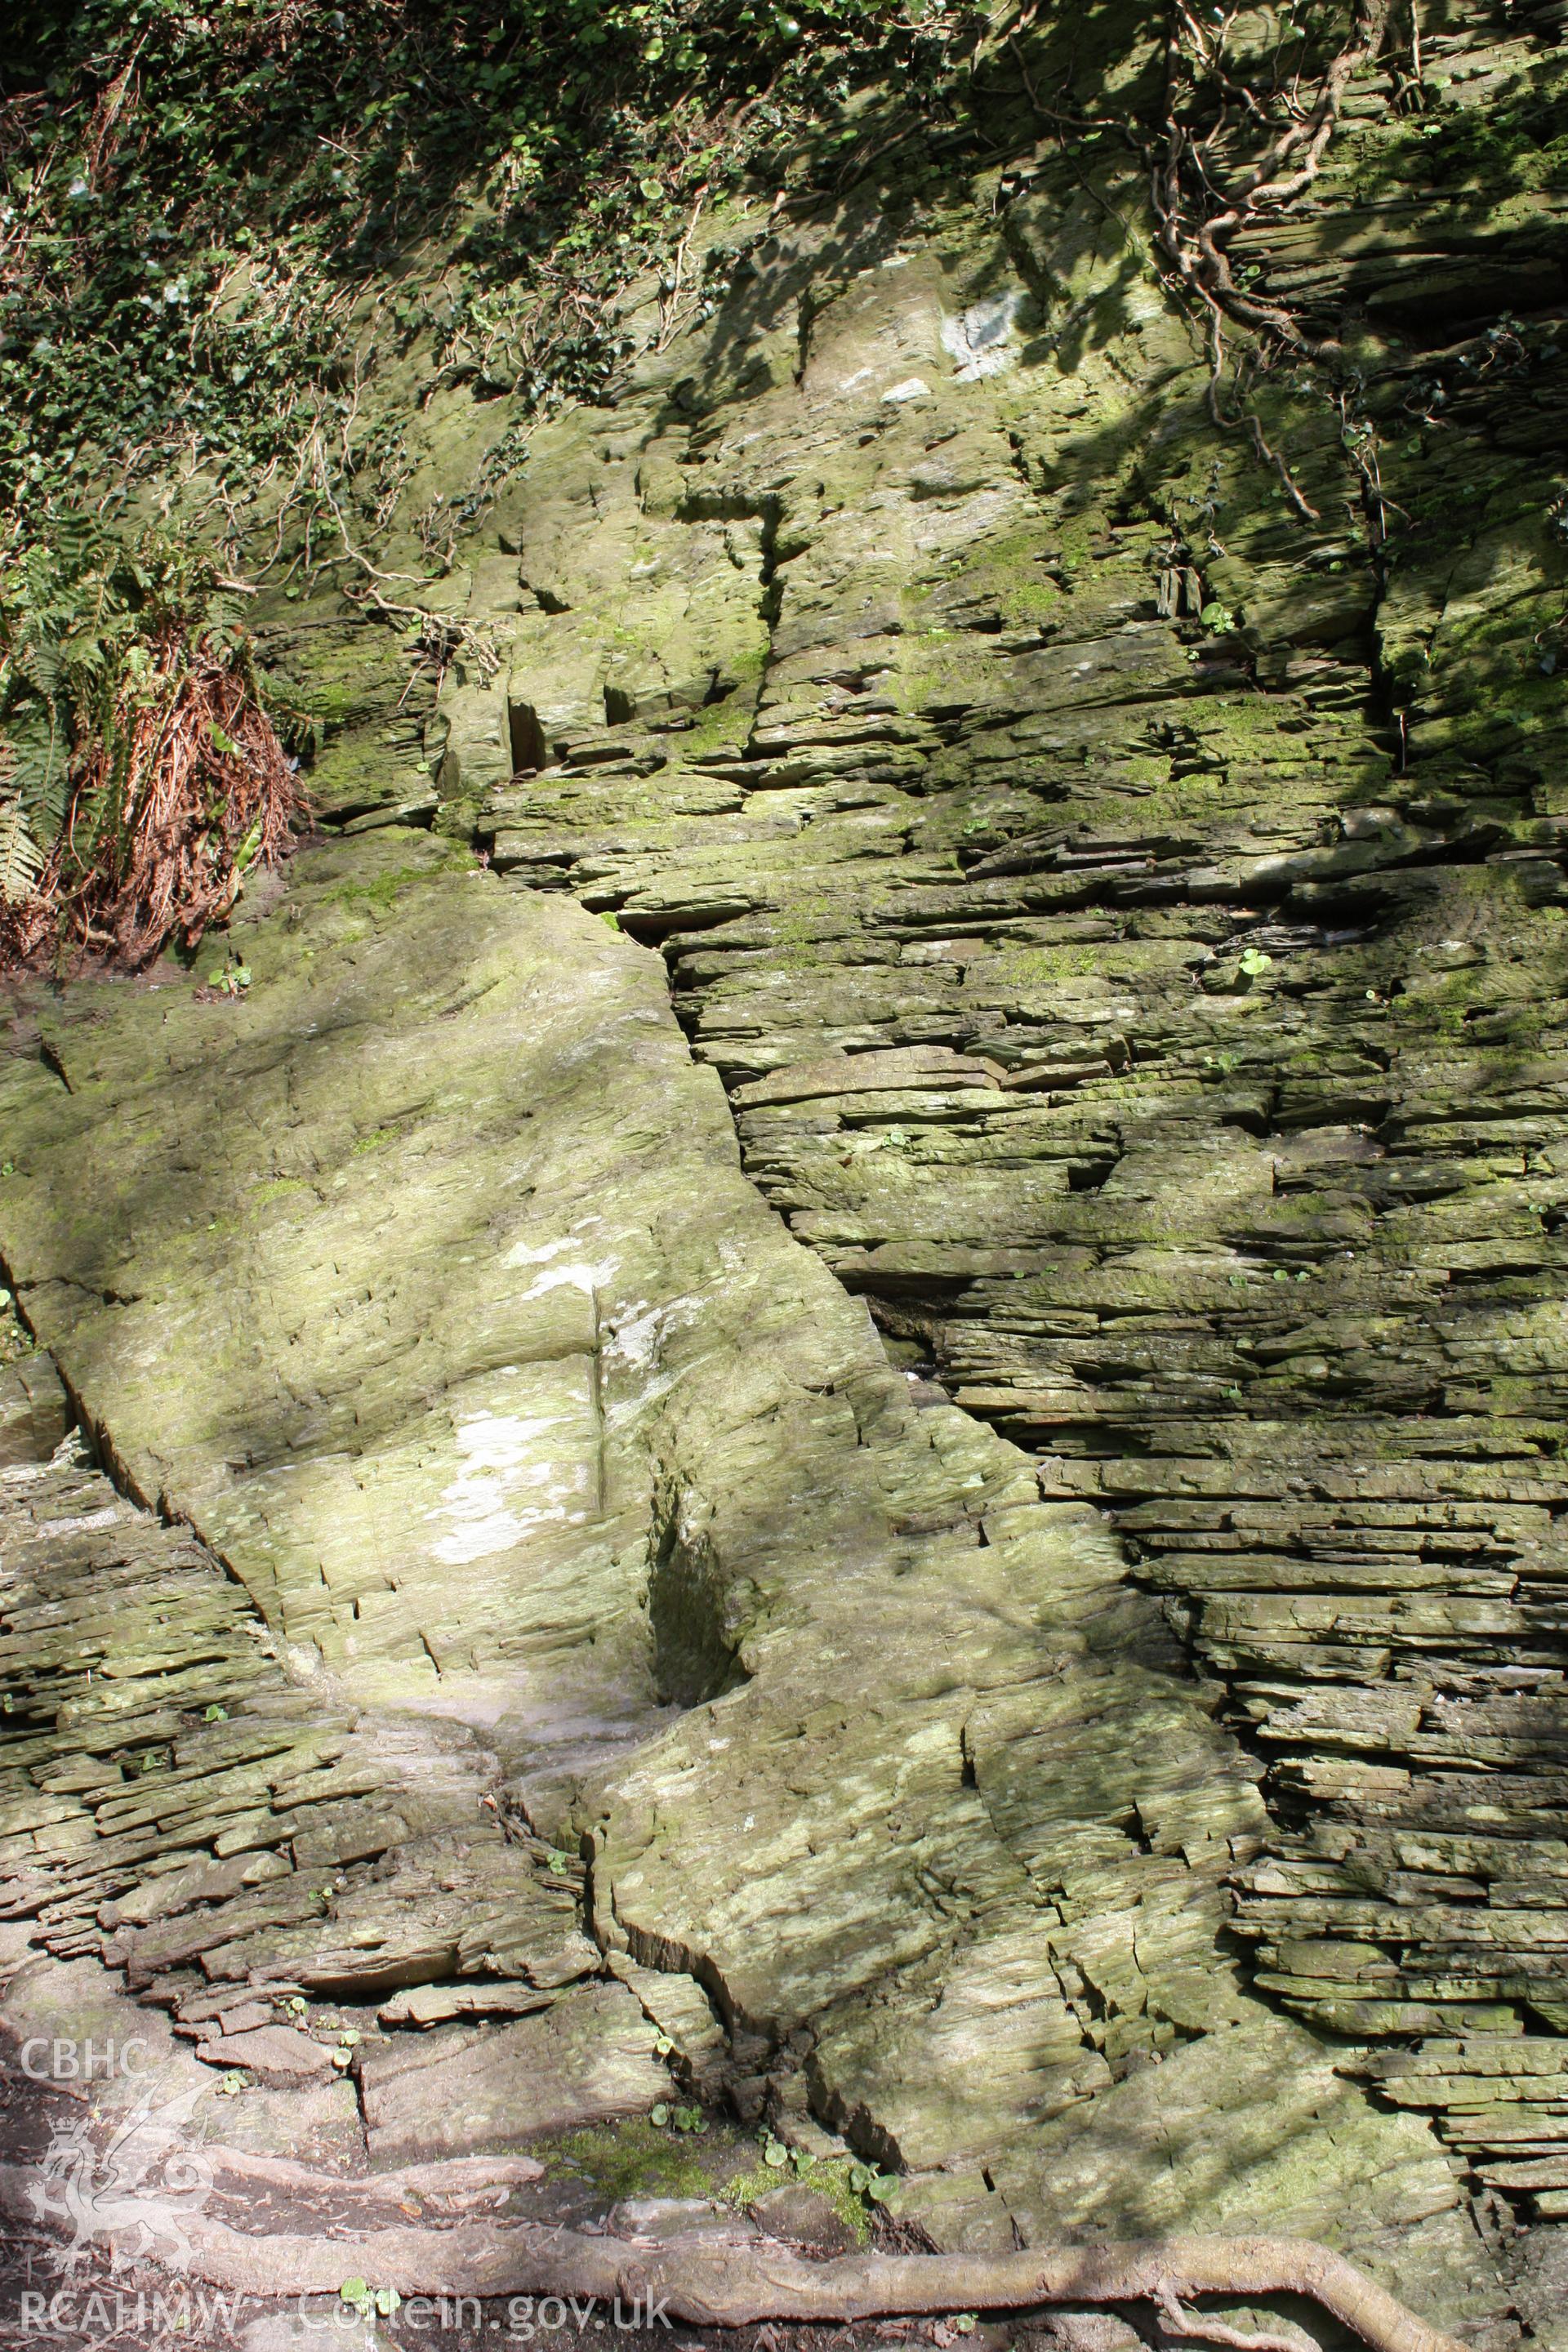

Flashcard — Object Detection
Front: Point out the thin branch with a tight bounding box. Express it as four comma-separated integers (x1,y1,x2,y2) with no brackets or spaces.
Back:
1156,2282,1307,2352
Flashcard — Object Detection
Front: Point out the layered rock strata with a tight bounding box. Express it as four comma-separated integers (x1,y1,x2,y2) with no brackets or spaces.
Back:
1,0,1566,2325
369,0,1568,2230
0,836,1503,2327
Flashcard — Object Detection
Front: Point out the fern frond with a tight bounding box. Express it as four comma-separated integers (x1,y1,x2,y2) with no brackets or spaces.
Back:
15,635,62,698
0,506,302,970
48,509,100,572
204,591,244,637
5,709,67,817
0,800,44,906
62,626,110,674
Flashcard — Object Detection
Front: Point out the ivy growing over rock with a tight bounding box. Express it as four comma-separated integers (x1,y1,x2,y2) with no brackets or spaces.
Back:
0,0,991,524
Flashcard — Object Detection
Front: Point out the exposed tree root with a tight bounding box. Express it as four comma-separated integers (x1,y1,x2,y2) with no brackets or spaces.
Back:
0,2162,1469,2352
203,2150,545,2205
1152,0,1394,353
1154,2283,1310,2352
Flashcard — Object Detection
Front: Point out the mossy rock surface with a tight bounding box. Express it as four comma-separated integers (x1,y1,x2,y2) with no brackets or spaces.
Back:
0,821,1494,2319
4,0,1568,2328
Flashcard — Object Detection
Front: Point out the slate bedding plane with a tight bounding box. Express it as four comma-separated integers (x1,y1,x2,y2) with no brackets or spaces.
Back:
0,836,1520,2341
388,0,1568,2292
3,0,1568,2328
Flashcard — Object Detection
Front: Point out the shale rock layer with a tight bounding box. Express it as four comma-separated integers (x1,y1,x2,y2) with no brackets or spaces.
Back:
386,0,1568,2246
0,838,1500,2324
2,0,1568,2328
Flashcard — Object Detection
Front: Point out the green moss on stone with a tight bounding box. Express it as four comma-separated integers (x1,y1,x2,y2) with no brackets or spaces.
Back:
536,2118,728,2205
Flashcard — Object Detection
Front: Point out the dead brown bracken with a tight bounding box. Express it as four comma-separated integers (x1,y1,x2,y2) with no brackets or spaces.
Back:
0,635,301,973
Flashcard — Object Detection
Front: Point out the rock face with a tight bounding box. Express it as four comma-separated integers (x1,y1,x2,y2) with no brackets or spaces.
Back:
359,1982,667,2163
0,841,1498,2323
404,0,1567,2247
3,0,1568,2328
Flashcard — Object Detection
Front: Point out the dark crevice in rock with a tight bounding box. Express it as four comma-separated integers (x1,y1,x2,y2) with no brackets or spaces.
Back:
646,1499,751,1712
510,698,548,775
36,1038,74,1094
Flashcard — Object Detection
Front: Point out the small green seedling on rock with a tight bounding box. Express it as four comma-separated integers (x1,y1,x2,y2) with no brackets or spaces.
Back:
340,2280,401,2321
849,2160,899,2205
650,2102,706,2132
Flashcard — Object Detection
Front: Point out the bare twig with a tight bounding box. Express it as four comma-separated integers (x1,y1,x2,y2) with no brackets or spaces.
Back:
1147,0,1394,357
654,185,712,354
